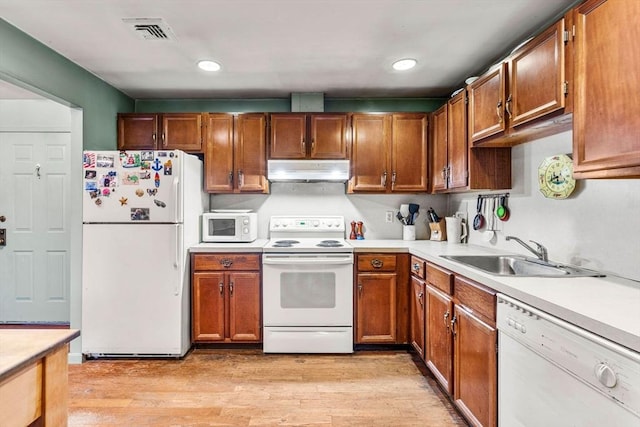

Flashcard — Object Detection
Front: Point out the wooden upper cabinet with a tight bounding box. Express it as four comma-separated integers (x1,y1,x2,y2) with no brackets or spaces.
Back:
204,113,235,193
573,0,640,178
117,114,158,150
160,113,203,152
349,113,427,193
391,113,428,192
269,113,348,159
431,105,448,192
349,114,391,192
235,114,269,192
269,114,307,159
508,20,567,128
204,113,268,193
117,113,203,152
309,114,349,159
447,92,469,190
468,16,572,147
468,64,507,143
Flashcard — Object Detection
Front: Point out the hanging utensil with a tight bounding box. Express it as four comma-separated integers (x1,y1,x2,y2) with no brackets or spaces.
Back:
482,197,496,242
408,204,419,225
473,196,484,230
496,195,510,221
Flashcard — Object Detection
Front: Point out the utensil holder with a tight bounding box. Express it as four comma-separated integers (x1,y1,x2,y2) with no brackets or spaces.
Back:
429,220,447,241
402,225,416,241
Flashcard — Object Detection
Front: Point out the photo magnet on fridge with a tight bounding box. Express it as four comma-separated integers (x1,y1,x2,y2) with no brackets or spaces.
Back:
131,208,150,221
85,170,97,179
141,151,154,161
96,154,115,168
83,152,96,168
164,160,172,175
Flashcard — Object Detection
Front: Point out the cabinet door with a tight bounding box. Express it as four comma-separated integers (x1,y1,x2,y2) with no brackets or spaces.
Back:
204,113,235,193
235,114,269,193
425,285,453,394
468,64,507,143
310,114,348,159
453,305,497,427
161,113,203,152
355,272,397,343
573,0,640,178
448,91,469,190
269,114,307,159
117,114,158,150
431,105,448,192
410,276,425,358
228,272,262,342
349,114,391,192
192,272,226,342
391,113,428,192
509,20,566,128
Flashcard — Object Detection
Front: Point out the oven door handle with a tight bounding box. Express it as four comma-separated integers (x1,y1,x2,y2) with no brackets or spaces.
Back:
263,255,354,265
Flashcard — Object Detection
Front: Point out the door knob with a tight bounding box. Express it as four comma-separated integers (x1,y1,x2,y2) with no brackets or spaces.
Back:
0,216,5,222
0,229,6,246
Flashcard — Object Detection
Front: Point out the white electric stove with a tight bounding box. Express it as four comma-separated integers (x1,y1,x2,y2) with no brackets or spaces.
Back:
262,216,354,353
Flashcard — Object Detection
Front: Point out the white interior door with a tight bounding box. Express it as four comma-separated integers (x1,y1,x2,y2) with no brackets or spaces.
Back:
0,132,71,323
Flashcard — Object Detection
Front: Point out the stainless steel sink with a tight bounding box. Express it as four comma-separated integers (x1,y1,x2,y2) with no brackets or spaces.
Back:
440,255,604,277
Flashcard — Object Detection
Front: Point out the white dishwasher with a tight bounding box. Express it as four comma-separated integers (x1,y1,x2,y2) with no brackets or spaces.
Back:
497,294,639,427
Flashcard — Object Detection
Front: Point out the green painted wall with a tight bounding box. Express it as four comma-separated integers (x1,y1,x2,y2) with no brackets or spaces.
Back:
136,97,446,113
0,19,134,150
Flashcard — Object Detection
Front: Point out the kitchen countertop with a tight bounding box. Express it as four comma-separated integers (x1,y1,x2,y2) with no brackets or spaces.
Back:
190,239,269,253
189,239,640,353
0,329,80,381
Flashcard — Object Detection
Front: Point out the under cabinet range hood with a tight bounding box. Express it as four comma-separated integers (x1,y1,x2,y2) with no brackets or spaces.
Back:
267,160,350,182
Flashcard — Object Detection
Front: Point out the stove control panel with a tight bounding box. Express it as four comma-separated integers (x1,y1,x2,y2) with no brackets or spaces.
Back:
270,216,345,232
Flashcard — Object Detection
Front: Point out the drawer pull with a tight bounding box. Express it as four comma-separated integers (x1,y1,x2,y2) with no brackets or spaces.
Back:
370,259,383,269
221,259,233,268
413,263,421,272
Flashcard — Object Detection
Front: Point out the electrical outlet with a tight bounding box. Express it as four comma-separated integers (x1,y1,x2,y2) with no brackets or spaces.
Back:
385,211,394,223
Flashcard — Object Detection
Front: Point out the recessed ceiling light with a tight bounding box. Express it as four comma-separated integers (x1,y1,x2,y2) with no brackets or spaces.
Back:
392,58,417,71
197,60,221,71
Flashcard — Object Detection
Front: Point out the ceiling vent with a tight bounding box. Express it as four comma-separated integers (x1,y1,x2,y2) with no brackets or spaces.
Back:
122,18,176,41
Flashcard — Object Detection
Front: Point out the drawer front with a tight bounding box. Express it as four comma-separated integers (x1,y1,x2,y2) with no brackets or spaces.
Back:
193,254,260,271
426,262,453,294
410,256,426,279
454,275,496,324
357,254,397,272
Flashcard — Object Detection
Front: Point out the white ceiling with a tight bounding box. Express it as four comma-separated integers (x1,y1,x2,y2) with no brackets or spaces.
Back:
0,0,575,99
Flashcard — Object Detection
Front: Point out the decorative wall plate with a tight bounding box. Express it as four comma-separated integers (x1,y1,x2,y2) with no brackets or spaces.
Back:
538,154,576,199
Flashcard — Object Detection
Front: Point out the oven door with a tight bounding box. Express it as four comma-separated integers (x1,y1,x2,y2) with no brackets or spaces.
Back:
262,253,354,327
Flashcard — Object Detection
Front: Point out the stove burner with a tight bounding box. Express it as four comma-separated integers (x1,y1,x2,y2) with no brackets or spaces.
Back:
317,239,344,248
272,239,300,248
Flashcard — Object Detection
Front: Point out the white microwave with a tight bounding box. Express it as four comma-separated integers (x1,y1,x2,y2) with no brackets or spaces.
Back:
201,211,258,243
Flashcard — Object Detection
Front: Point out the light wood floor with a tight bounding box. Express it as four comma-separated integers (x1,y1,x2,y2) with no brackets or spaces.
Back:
68,349,468,426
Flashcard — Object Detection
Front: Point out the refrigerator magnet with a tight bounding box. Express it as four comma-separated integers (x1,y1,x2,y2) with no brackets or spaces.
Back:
131,208,150,221
153,199,166,208
102,188,111,197
146,188,157,196
141,151,154,161
157,151,167,157
120,153,141,168
135,189,144,197
151,159,163,171
85,170,97,179
164,160,172,175
89,190,99,199
139,171,151,180
94,198,102,206
141,161,151,170
154,173,160,188
119,197,128,206
96,154,115,168
122,173,139,185
85,181,97,191
83,152,96,168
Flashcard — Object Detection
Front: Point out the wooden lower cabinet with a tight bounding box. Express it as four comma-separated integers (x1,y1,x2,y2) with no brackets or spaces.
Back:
424,262,497,427
409,256,426,358
354,253,409,344
191,253,262,343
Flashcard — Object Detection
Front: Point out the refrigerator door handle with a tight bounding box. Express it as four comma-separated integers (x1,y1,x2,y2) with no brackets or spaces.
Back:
174,225,180,296
173,177,180,221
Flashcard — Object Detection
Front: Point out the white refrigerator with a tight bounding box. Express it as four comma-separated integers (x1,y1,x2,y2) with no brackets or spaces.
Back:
81,150,207,357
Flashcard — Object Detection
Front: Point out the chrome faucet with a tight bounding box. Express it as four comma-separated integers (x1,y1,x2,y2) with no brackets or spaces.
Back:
505,236,548,262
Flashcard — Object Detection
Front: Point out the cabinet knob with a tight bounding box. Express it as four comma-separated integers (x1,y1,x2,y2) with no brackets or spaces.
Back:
370,259,383,269
221,259,233,268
